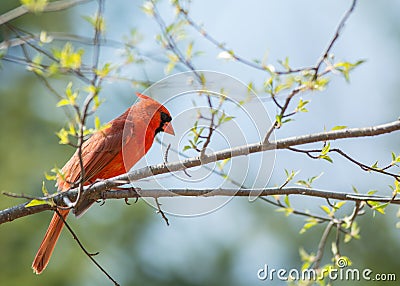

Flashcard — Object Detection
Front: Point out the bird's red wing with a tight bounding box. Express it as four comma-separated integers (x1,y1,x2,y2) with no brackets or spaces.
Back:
59,118,130,190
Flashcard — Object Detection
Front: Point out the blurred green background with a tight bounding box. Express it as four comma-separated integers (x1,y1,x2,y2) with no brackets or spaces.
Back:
1,1,400,285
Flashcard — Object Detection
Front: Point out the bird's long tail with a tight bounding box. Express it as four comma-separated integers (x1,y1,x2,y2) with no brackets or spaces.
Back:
32,209,69,274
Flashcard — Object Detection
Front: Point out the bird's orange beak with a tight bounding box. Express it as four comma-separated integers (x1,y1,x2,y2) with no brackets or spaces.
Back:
164,122,175,135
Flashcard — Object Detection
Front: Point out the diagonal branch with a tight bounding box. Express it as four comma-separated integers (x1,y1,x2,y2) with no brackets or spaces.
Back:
313,221,335,269
0,0,93,26
314,0,357,76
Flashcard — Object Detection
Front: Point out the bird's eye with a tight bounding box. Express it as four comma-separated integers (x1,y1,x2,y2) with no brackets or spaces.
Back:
160,111,172,123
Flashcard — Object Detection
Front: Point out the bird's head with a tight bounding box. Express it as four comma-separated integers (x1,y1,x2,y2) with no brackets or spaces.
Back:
136,92,175,137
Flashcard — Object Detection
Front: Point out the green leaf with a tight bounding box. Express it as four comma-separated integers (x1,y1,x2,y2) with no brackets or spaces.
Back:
165,53,179,74
141,1,155,16
331,125,347,130
344,234,352,243
39,30,53,44
276,207,294,216
83,128,95,136
299,247,314,269
20,0,48,12
94,116,101,130
182,145,191,152
56,43,84,69
275,114,282,127
306,77,329,91
68,123,76,136
296,180,309,187
27,54,44,75
370,161,379,170
334,201,346,210
319,143,333,162
83,14,106,32
51,167,65,181
92,94,105,111
44,172,56,181
299,218,319,234
25,199,50,208
96,63,112,78
0,48,7,61
247,82,255,93
321,142,330,155
295,98,310,113
284,195,291,207
390,152,400,166
296,173,323,188
65,82,78,105
185,42,193,60
348,221,360,241
278,56,290,71
368,201,389,214
320,154,333,163
56,128,69,144
309,172,323,184
320,205,332,216
41,181,49,196
56,98,70,107
274,79,294,94
393,180,400,195
284,169,299,182
334,59,366,82
47,62,59,76
217,158,231,170
84,84,100,95
218,112,235,125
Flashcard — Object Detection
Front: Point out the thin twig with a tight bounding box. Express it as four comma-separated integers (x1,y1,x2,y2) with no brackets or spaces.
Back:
154,198,169,226
313,221,334,269
259,197,331,223
2,191,41,200
73,0,105,209
349,201,363,228
151,0,202,83
313,0,358,77
263,84,305,144
164,143,171,163
288,146,400,181
55,210,120,286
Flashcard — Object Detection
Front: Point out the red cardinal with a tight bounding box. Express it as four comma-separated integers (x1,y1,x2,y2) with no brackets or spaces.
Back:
32,93,174,274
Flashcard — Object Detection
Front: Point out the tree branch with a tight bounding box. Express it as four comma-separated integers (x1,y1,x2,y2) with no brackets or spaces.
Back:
2,185,400,225
0,0,93,26
1,119,399,224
